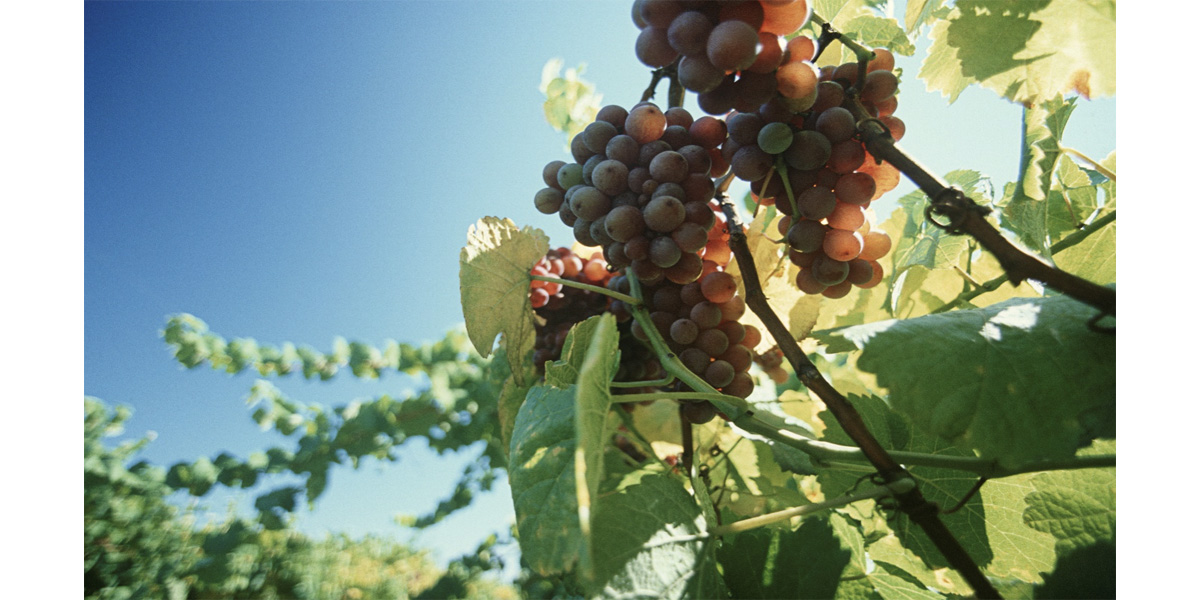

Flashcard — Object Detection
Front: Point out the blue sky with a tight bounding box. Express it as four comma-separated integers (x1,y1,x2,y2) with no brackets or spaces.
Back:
72,0,1119,586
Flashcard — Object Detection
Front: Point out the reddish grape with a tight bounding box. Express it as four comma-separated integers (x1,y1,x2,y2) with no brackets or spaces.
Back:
823,229,864,261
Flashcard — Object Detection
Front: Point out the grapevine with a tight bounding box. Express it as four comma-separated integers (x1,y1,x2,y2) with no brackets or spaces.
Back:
464,2,1116,598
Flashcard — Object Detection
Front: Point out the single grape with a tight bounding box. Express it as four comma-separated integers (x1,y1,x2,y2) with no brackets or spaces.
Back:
858,230,892,261
775,61,818,100
649,235,683,268
534,187,564,214
782,130,831,171
834,172,876,206
797,186,837,220
823,229,864,261
667,10,713,57
636,26,680,68
707,20,759,72
741,324,762,349
604,205,645,242
705,360,736,388
644,195,687,232
670,318,699,345
826,201,865,231
625,104,668,144
681,401,718,424
649,150,690,183
787,218,826,253
815,107,856,144
700,271,737,304
757,122,794,155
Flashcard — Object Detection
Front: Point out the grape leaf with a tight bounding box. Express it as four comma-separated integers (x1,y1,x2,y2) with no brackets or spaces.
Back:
544,315,605,389
459,217,548,387
718,516,854,599
1045,156,1099,241
1002,97,1078,257
816,395,1057,580
919,0,1115,105
904,0,947,33
588,471,723,599
575,314,620,580
1023,440,1115,554
508,384,583,575
1051,217,1115,287
822,294,1114,467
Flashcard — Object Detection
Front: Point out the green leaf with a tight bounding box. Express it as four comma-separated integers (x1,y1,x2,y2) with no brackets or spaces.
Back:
718,516,854,599
869,563,944,600
1032,540,1115,599
1051,218,1115,286
574,314,620,580
1023,441,1115,554
919,0,1115,105
904,0,946,33
508,384,583,575
459,217,549,386
1002,97,1078,257
824,295,1115,467
589,471,723,599
816,396,1057,580
544,315,606,389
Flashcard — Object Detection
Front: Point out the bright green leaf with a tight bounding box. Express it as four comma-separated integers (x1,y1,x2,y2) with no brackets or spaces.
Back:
508,384,583,575
459,217,548,387
589,471,723,598
574,314,620,580
825,295,1115,467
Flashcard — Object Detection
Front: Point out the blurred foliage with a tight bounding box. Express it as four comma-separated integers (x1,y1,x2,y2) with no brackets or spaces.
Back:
85,398,515,600
161,315,507,531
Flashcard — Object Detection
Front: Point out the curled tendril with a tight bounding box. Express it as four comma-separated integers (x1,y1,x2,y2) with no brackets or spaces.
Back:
925,187,991,234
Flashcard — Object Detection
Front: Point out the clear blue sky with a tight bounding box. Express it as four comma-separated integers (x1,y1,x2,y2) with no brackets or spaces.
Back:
78,0,1115,580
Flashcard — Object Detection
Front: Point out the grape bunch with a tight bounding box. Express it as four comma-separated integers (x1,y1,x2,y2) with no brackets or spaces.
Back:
631,0,815,115
533,102,731,288
633,270,761,399
718,51,903,298
528,247,616,370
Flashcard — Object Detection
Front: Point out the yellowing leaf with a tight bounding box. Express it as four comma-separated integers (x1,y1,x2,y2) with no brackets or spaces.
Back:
459,217,548,386
920,0,1115,105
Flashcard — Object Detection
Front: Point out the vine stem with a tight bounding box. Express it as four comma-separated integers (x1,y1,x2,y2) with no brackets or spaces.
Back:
710,478,915,537
926,209,1116,314
531,274,639,306
845,96,1115,317
718,196,1002,600
610,391,747,405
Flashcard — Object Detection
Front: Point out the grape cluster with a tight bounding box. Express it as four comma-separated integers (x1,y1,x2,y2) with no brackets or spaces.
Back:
633,270,761,399
718,52,903,298
631,0,814,116
529,247,616,370
533,102,730,288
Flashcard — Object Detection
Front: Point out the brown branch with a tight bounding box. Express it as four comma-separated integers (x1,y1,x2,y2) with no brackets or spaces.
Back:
847,99,1116,316
718,199,1002,600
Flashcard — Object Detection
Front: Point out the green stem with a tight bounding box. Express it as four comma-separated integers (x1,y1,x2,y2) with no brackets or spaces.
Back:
733,408,1115,477
710,479,915,537
609,375,676,389
776,155,800,218
532,274,639,306
624,272,750,420
611,391,746,405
